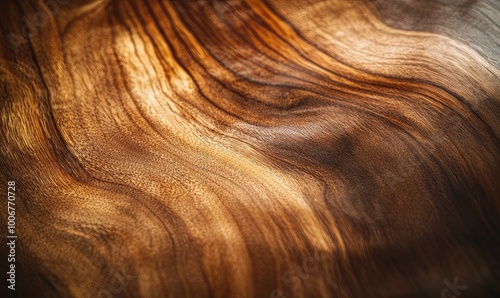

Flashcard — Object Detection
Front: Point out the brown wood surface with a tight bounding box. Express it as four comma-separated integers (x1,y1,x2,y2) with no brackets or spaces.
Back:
1,0,499,297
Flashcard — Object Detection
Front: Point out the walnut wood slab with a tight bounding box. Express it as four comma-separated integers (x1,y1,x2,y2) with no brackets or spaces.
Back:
1,0,499,297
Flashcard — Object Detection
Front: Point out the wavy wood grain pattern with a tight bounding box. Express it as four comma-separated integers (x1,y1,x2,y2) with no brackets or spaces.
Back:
1,0,499,297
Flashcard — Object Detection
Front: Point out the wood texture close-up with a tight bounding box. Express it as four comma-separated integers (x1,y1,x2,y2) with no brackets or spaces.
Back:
1,0,499,297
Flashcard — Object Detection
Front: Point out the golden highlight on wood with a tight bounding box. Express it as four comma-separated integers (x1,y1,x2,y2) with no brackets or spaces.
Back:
0,0,499,297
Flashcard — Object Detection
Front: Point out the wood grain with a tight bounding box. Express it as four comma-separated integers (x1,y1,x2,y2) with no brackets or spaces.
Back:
1,0,499,297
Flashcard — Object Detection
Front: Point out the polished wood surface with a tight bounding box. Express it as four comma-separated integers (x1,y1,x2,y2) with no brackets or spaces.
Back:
1,0,499,297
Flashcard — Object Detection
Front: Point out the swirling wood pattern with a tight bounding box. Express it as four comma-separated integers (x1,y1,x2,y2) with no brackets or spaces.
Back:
1,0,499,297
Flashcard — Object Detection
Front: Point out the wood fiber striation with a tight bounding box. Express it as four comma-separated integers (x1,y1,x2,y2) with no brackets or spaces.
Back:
0,0,499,297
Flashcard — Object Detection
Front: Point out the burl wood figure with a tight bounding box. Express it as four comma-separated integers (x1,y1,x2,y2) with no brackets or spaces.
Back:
0,0,499,297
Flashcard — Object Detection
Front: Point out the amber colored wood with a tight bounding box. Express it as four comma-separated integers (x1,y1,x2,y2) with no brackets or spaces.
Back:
1,0,499,297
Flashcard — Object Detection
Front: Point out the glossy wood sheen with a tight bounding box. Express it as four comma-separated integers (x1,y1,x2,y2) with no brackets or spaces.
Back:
1,0,499,297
